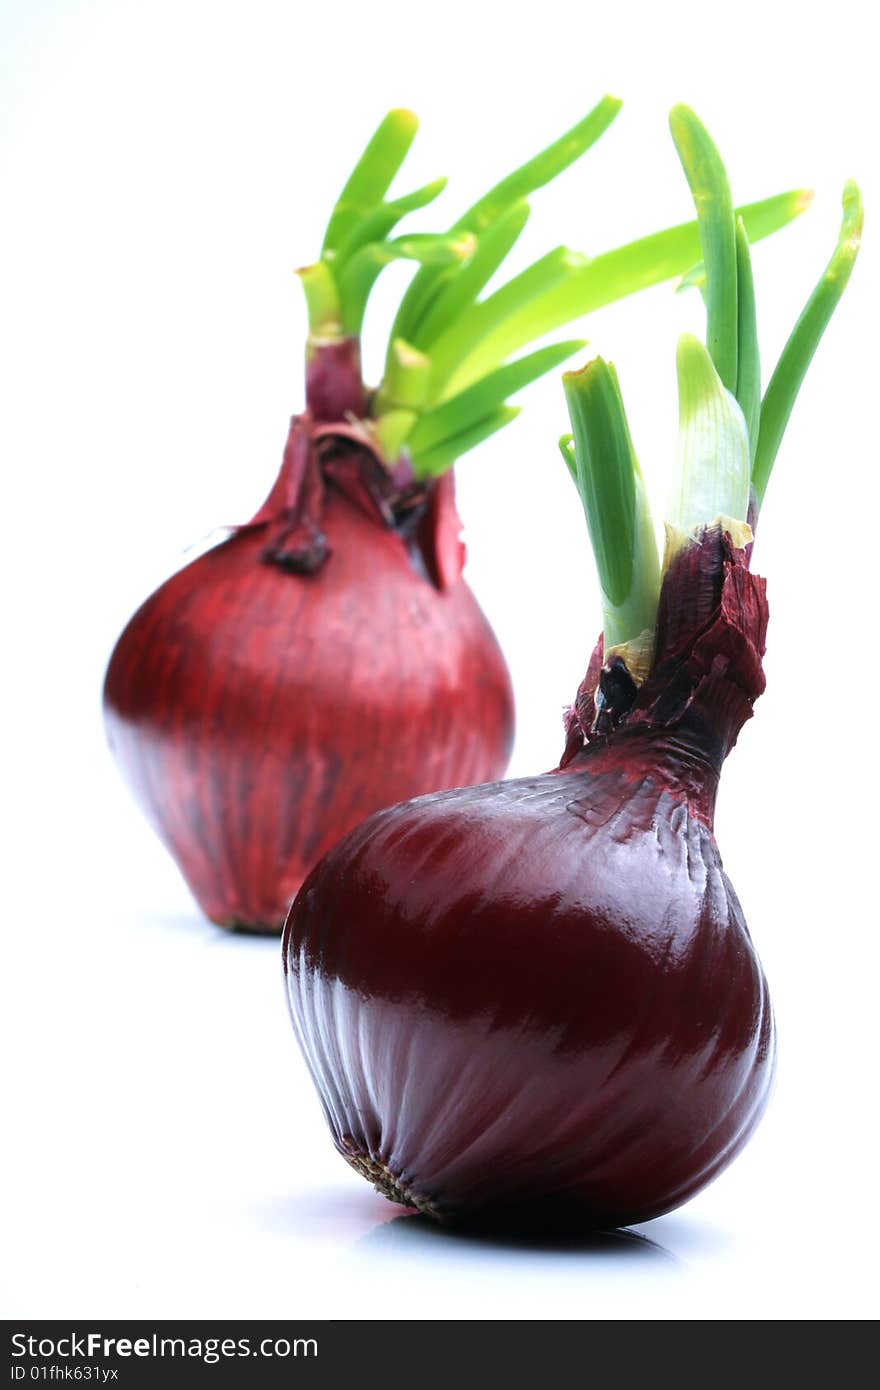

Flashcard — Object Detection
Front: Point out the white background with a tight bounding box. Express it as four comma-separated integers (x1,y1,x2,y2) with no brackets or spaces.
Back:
2,0,878,1320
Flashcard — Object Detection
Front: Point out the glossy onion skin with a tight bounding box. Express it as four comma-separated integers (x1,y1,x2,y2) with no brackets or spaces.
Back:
283,527,774,1226
284,734,773,1226
103,485,514,932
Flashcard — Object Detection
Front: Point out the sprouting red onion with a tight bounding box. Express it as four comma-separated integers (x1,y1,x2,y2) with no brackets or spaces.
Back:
283,528,774,1226
281,102,862,1229
104,343,513,931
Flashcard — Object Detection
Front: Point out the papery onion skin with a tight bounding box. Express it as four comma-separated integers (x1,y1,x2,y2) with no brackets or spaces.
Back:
283,527,774,1226
103,399,513,932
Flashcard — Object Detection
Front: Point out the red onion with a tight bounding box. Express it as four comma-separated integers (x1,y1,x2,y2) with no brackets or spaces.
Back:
283,529,773,1224
282,109,862,1223
104,383,512,929
103,104,810,931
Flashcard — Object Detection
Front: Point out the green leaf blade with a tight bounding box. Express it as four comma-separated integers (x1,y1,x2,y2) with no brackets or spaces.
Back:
559,433,578,484
427,247,586,401
393,97,622,345
452,96,623,235
411,406,520,479
734,217,761,459
331,177,448,271
563,358,660,650
405,199,531,351
669,105,738,392
338,232,476,336
408,340,586,457
752,180,864,506
322,110,419,255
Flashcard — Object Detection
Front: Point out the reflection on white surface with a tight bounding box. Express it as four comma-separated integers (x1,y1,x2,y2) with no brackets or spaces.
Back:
351,1212,677,1261
332,1214,681,1320
348,1214,679,1308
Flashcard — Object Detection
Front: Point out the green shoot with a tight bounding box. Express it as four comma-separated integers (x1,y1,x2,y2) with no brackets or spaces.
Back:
337,233,476,337
391,97,623,343
453,98,624,234
670,334,751,532
669,105,738,392
332,178,448,270
563,359,660,651
296,261,342,339
426,248,585,401
373,339,432,462
375,339,432,413
406,340,585,469
414,407,520,478
322,110,419,255
405,200,531,352
752,181,864,506
734,218,761,456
